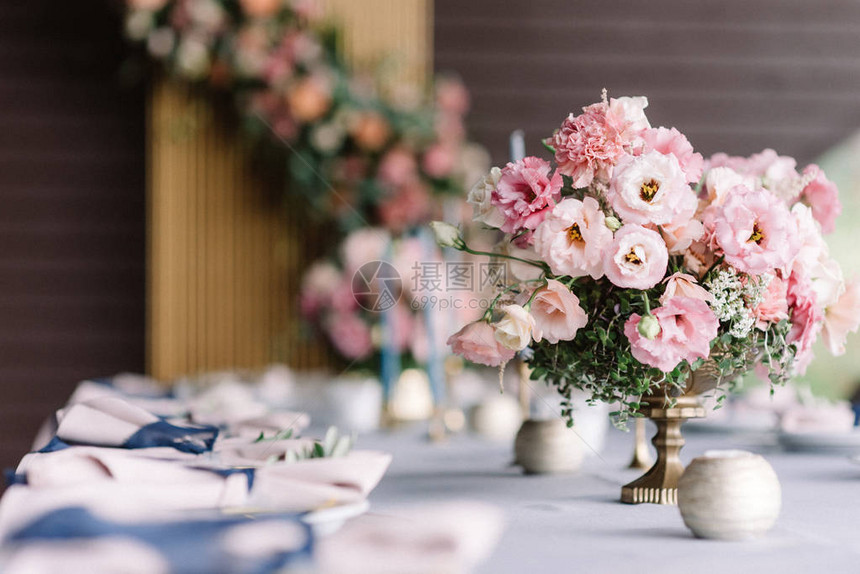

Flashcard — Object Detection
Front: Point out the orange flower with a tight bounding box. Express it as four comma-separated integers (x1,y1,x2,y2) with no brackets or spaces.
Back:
351,112,390,152
286,77,331,123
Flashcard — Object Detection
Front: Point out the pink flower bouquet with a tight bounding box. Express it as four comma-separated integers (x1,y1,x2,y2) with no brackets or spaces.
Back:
436,92,860,425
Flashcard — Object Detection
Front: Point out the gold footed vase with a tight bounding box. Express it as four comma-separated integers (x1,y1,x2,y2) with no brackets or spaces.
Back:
621,367,717,505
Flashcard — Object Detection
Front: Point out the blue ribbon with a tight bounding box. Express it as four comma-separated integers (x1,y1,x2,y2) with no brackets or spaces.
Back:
123,420,219,454
37,436,72,453
195,467,256,491
8,507,313,574
3,469,27,487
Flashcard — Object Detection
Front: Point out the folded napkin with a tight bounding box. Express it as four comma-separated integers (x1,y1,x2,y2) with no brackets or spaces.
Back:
780,400,856,433
52,397,217,454
1,507,313,574
317,501,504,574
187,380,270,427
67,381,187,419
248,451,392,513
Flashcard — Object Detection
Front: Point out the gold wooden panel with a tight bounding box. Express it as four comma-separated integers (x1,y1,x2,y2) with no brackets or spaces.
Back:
147,1,432,380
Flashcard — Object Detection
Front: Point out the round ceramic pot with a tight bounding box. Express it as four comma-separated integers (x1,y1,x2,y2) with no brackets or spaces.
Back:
678,450,781,540
514,418,584,474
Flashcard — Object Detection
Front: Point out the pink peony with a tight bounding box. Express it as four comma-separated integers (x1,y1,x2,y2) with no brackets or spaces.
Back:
659,273,713,305
448,320,516,367
624,297,719,372
530,280,589,344
533,197,613,279
604,225,669,290
703,186,799,275
753,275,789,327
822,277,860,355
786,272,823,375
491,157,562,234
327,313,373,360
800,164,841,234
641,127,704,183
551,98,646,188
607,151,697,226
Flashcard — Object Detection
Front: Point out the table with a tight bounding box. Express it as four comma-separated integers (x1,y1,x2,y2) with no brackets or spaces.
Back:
358,425,860,573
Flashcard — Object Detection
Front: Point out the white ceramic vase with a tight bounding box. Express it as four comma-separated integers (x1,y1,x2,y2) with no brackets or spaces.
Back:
514,418,584,474
678,450,781,540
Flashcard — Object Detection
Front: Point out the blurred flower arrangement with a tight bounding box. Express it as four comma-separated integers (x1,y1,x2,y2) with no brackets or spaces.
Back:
300,227,485,371
122,0,487,232
435,92,860,425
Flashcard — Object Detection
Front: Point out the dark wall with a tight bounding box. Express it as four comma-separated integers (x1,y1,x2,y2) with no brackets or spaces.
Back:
0,1,145,467
436,0,860,166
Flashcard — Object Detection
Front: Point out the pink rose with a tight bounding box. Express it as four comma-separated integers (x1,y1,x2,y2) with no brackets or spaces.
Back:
533,197,613,279
604,225,669,290
300,262,341,317
341,228,390,272
551,99,644,188
448,320,516,367
800,164,841,234
607,151,697,226
530,280,588,344
641,127,703,183
786,272,823,375
822,277,860,355
753,275,789,327
327,313,373,360
378,182,432,233
491,157,562,234
422,144,456,179
660,273,713,305
661,218,704,255
378,148,418,187
703,186,799,275
624,297,719,372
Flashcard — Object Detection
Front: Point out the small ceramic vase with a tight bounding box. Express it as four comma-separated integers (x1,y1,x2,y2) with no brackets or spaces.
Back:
514,418,584,474
470,395,522,442
678,450,781,540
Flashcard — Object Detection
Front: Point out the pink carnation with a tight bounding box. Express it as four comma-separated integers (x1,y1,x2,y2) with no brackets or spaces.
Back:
551,99,646,188
641,127,704,183
447,320,516,367
604,225,669,290
327,313,373,360
530,279,588,344
624,297,719,372
703,186,799,275
533,197,613,279
491,157,562,234
800,164,841,234
607,151,697,226
753,275,789,327
786,272,823,375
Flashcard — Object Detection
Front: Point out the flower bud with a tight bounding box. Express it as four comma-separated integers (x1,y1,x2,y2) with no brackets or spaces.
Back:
637,314,661,340
604,216,622,231
429,221,462,248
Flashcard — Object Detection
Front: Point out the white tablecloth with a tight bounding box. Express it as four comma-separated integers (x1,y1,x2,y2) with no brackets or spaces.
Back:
356,424,860,574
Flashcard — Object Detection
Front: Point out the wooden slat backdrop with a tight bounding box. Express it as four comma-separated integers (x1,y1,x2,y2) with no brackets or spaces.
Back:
148,0,431,380
0,0,146,468
435,0,860,166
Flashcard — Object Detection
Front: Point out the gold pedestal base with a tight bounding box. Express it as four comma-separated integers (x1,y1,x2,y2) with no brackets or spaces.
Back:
621,395,705,505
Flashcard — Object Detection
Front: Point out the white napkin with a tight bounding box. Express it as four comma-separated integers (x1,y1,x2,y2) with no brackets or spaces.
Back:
248,451,392,513
187,381,269,427
317,501,504,574
55,397,159,446
0,538,170,574
67,381,187,419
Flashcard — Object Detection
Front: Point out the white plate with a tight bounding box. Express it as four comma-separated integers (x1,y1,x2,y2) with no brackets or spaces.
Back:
301,500,370,537
779,430,860,453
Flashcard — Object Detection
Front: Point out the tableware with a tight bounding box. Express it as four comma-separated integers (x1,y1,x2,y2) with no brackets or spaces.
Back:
678,450,781,540
514,419,584,474
301,500,370,537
